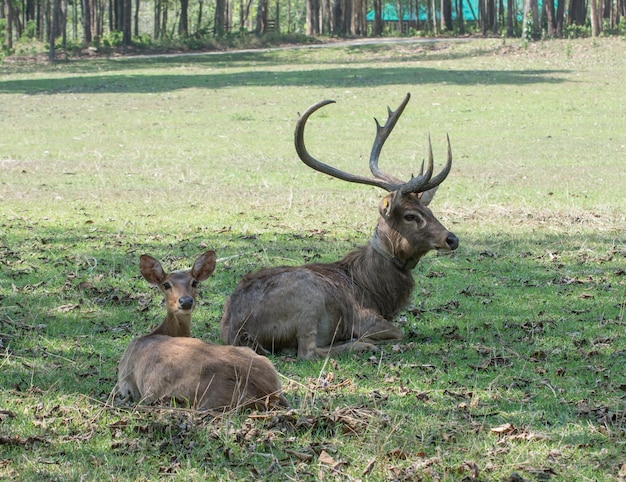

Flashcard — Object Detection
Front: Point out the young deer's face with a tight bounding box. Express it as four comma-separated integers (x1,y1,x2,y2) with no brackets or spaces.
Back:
158,271,200,314
139,251,217,316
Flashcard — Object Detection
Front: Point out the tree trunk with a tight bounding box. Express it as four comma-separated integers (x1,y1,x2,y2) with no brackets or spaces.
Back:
122,0,131,45
49,0,60,60
332,0,345,35
372,0,382,35
567,0,586,25
255,0,267,33
178,0,188,35
457,0,465,34
555,0,565,36
215,0,226,35
60,0,67,48
322,0,330,33
590,0,602,35
506,0,513,35
306,0,320,35
442,0,452,30
545,0,555,36
161,1,168,38
82,0,92,43
134,0,139,35
522,0,538,39
4,0,13,50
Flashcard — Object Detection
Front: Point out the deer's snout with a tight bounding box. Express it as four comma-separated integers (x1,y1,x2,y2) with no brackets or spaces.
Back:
179,296,194,311
446,233,459,251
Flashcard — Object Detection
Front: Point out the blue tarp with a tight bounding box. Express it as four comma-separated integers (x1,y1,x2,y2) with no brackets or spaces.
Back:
366,2,478,22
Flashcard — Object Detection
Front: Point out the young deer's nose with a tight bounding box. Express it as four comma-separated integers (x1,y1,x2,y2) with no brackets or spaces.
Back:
179,296,194,310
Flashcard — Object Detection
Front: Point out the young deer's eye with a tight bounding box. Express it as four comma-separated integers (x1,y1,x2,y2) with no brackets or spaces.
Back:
162,282,172,290
191,280,199,288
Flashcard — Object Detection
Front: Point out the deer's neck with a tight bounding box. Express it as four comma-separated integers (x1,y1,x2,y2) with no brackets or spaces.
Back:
149,313,192,337
337,238,415,319
369,228,420,271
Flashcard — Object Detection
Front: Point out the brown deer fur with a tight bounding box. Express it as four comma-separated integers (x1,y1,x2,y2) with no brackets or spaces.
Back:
220,95,459,360
117,251,287,410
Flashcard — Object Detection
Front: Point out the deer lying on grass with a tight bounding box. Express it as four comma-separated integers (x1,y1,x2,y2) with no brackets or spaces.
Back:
117,251,287,411
220,93,459,360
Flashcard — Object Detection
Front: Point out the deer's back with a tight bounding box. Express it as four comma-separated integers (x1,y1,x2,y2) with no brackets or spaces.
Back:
220,263,373,349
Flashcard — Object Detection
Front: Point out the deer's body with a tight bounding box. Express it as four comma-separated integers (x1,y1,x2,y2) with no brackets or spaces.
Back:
221,246,410,359
117,251,287,410
118,335,286,411
221,94,458,359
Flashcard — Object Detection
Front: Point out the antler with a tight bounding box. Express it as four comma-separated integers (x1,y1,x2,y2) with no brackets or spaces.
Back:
294,93,453,196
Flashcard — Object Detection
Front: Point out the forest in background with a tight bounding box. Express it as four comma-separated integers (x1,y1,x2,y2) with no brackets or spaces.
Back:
1,0,624,59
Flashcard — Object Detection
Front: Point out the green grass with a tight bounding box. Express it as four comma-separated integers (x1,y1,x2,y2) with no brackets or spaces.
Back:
1,38,625,481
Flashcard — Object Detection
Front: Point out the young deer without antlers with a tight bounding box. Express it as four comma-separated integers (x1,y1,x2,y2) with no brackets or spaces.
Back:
220,93,459,360
117,251,288,411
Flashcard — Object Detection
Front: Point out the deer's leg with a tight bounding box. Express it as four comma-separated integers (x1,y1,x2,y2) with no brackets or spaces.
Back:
314,340,379,358
357,314,403,342
297,331,320,360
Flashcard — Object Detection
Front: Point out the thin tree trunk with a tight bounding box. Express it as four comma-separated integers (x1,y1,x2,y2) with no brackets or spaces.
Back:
134,0,139,36
306,0,320,35
178,0,188,36
5,0,14,49
545,0,555,36
49,0,60,60
590,0,601,35
506,0,513,35
123,0,131,45
82,0,92,43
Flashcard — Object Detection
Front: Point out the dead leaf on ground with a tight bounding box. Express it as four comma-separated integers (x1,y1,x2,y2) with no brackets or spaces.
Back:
362,457,376,476
491,423,515,435
318,449,347,475
459,460,480,479
0,435,47,447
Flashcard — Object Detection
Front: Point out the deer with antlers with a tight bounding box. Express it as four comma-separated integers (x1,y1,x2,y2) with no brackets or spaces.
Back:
220,93,459,360
117,251,287,411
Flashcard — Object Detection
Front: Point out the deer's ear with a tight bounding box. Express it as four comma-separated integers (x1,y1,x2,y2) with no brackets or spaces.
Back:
379,192,400,218
192,251,216,282
418,185,440,206
139,255,167,286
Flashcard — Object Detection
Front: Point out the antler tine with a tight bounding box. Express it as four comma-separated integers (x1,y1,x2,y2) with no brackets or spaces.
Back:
419,134,453,192
400,134,452,195
369,93,411,189
295,99,395,191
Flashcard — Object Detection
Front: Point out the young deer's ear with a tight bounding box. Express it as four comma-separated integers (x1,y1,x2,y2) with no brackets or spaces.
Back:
139,255,167,286
191,251,217,282
418,185,440,207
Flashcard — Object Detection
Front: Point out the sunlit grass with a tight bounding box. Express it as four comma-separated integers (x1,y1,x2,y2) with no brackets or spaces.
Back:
1,38,625,480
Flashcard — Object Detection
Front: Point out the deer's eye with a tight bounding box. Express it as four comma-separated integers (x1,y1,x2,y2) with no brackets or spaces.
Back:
404,213,423,222
191,280,199,288
163,282,172,290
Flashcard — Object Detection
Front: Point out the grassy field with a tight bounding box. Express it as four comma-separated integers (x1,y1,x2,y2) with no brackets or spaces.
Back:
1,37,625,481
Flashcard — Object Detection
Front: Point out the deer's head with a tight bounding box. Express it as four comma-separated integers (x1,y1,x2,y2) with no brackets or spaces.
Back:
140,251,216,316
295,93,458,270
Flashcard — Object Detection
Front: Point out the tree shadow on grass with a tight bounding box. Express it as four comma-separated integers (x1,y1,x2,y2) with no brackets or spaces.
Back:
2,39,525,75
0,64,570,95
